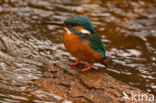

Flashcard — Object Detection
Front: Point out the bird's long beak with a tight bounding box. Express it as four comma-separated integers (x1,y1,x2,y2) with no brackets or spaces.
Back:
42,22,65,27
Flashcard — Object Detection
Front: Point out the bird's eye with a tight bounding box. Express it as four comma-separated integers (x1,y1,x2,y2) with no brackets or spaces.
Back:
64,22,76,27
64,22,71,27
71,23,76,26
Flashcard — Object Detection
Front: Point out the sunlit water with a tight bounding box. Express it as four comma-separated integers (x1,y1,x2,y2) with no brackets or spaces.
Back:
0,0,156,102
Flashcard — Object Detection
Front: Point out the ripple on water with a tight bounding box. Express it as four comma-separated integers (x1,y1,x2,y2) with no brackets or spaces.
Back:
0,0,156,102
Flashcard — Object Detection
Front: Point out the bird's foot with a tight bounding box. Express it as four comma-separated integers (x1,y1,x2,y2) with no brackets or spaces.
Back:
70,60,79,66
81,64,92,72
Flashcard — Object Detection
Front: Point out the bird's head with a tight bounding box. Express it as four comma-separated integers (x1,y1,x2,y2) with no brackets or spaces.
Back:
43,16,96,35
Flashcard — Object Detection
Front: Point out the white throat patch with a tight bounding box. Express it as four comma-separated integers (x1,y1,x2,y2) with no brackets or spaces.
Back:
64,27,91,35
64,27,71,34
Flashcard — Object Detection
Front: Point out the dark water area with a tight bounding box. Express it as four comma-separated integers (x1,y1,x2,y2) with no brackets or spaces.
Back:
0,0,156,102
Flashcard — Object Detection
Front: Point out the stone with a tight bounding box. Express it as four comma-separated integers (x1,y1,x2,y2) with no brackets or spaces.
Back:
27,61,156,103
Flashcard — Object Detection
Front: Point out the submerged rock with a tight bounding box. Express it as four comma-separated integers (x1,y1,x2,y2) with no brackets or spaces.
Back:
27,61,155,103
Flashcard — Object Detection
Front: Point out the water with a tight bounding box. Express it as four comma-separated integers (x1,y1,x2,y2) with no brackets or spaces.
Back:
0,0,156,102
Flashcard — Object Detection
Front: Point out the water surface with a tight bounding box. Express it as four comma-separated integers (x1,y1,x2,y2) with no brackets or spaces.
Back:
0,0,156,102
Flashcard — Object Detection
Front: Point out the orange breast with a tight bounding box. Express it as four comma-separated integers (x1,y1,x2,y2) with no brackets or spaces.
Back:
63,28,103,64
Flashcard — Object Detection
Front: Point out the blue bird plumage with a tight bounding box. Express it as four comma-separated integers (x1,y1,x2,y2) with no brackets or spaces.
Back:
43,16,107,72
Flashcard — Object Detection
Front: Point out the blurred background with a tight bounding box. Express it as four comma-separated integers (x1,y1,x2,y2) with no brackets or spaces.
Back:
0,0,156,102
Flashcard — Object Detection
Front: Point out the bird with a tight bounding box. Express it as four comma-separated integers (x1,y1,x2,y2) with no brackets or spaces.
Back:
43,16,107,72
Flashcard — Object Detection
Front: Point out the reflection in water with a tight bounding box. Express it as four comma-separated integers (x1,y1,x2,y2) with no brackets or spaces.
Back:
0,0,156,102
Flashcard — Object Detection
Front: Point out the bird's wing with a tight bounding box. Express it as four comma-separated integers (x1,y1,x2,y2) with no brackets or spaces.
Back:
79,33,106,59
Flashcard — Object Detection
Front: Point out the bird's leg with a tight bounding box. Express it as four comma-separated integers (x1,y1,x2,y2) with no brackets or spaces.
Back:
81,64,92,72
70,60,79,66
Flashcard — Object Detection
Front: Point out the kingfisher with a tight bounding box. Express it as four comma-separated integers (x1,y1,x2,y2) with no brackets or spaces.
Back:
43,16,107,72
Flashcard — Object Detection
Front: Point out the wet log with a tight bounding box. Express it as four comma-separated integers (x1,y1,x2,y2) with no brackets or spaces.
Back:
27,61,155,103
